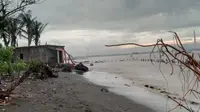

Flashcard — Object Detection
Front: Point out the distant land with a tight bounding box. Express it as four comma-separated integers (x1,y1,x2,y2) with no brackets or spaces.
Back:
73,47,200,59
73,52,152,59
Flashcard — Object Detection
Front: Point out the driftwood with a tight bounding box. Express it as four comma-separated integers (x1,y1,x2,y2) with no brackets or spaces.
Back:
61,65,72,72
0,72,30,100
27,63,58,79
106,31,200,112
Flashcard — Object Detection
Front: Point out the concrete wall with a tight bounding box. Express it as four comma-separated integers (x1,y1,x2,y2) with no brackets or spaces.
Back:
47,48,58,66
14,46,65,66
14,47,47,63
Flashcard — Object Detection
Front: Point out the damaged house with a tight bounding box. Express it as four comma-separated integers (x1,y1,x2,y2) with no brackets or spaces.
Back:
14,45,74,66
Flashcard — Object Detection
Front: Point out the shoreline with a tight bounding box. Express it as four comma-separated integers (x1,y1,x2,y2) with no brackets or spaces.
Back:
83,59,200,112
2,72,156,112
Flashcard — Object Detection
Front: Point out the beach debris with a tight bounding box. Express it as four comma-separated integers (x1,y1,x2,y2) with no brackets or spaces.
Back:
160,91,179,96
144,85,149,88
75,63,89,72
90,63,94,66
2,108,6,112
85,109,92,112
40,89,46,94
52,88,57,94
75,70,85,75
25,61,58,80
0,61,59,105
124,84,130,87
83,61,90,63
144,84,163,91
160,91,169,94
61,64,72,72
120,59,125,61
59,104,63,107
190,101,199,105
149,86,154,89
101,88,109,92
94,61,104,63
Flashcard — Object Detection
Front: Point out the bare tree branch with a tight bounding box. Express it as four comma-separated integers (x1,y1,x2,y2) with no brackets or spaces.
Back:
106,31,200,111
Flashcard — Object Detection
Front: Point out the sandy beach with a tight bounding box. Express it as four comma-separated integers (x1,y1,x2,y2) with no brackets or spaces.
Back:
1,72,156,112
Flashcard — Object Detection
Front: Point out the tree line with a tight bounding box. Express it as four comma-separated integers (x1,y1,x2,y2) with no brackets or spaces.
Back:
0,0,47,48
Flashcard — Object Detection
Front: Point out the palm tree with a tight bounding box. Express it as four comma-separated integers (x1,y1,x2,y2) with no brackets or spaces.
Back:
0,17,11,47
6,17,23,47
0,0,40,47
19,10,35,47
19,10,35,61
33,21,48,46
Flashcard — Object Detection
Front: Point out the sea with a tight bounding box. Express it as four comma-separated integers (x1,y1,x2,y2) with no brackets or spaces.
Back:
75,54,200,112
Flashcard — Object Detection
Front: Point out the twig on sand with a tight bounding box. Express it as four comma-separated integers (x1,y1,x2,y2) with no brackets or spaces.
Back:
167,95,193,112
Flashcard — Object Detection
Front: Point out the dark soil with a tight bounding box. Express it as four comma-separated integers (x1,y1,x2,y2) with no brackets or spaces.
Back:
0,72,156,112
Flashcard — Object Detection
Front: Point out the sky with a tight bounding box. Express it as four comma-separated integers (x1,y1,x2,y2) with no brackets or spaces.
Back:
18,0,200,56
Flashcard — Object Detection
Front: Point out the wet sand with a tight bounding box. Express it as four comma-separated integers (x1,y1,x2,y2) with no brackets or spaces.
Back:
1,72,156,112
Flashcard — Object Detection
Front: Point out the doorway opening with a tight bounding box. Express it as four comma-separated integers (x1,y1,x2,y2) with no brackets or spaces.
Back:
20,53,24,60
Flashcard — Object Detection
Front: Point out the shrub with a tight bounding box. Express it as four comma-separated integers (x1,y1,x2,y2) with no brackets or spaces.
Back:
13,60,27,74
27,60,43,72
0,46,27,75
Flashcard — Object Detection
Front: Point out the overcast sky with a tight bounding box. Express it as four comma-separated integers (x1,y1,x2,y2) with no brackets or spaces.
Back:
18,0,200,56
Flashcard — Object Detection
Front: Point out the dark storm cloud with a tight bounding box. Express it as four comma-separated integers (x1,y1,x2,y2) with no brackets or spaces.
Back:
19,0,200,56
29,0,200,32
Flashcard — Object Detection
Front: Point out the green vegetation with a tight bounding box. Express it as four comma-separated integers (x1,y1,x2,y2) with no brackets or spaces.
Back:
0,0,48,74
0,45,14,75
27,60,43,72
0,0,59,103
0,0,47,47
0,44,27,75
0,0,48,75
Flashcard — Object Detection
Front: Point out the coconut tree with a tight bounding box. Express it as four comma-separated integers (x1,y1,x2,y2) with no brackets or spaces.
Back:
0,17,23,47
6,17,23,47
0,17,11,47
0,0,41,47
33,20,48,46
18,10,36,61
19,10,35,47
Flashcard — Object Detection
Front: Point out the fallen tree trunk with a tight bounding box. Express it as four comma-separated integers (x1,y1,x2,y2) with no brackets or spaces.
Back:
0,72,30,100
0,62,58,101
27,62,58,79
